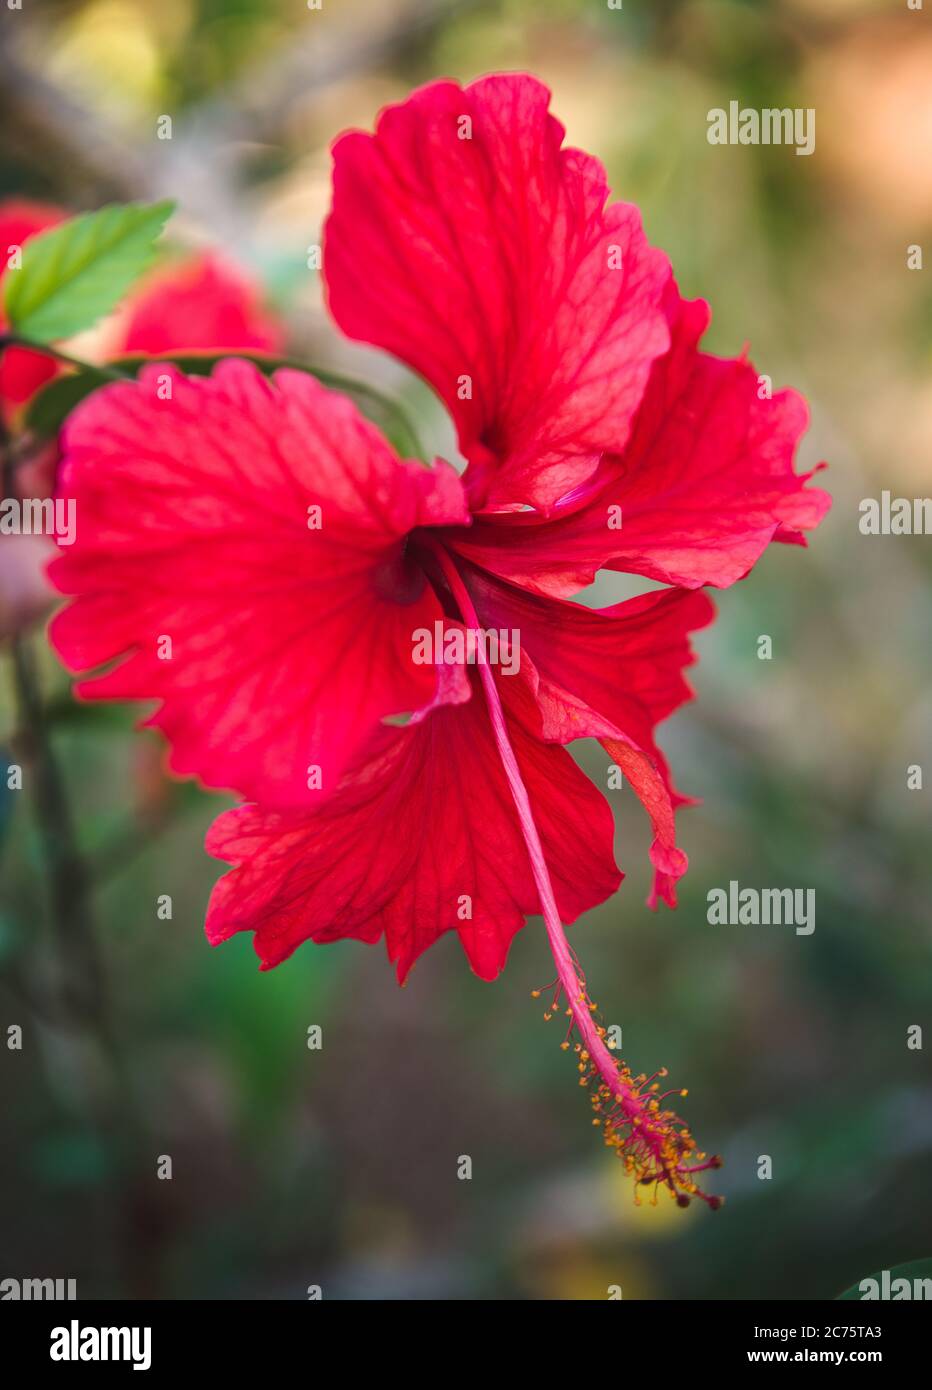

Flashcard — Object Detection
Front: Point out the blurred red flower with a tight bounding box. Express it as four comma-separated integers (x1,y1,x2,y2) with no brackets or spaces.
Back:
0,202,282,637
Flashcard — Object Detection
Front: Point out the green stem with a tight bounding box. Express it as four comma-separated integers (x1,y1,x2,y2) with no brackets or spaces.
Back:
284,360,427,462
13,340,133,383
0,409,106,1031
8,635,108,1029
3,333,429,461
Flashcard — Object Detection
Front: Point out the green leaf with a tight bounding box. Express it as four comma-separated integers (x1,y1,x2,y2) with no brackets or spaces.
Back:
24,351,426,460
23,366,117,436
837,1258,932,1300
4,201,175,343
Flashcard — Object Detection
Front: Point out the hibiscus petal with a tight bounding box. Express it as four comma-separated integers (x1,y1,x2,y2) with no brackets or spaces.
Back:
325,73,672,513
462,564,714,907
119,253,284,356
49,360,471,804
206,667,621,981
448,295,831,595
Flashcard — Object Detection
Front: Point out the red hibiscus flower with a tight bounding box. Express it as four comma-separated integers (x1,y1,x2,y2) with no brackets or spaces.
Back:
47,75,829,1207
117,253,284,358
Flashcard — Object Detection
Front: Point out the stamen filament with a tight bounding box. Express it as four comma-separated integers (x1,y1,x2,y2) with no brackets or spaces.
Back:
425,540,721,1209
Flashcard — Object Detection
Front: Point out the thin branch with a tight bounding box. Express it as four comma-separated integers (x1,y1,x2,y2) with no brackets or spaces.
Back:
7,635,108,1027
1,414,106,1032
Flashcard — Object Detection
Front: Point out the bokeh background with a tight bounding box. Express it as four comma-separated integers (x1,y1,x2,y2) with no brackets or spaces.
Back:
1,0,930,1300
